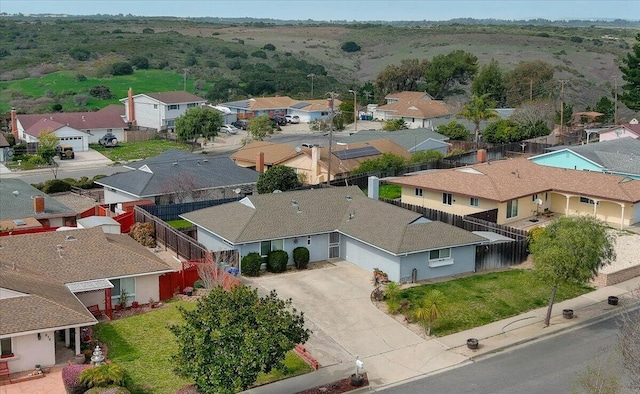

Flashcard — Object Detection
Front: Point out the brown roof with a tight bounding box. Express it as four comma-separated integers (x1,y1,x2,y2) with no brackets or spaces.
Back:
377,94,454,119
389,158,640,204
385,91,433,101
143,91,206,104
0,227,174,283
0,268,96,335
17,109,126,135
246,96,298,110
296,99,343,112
23,118,66,138
231,141,302,165
0,133,9,147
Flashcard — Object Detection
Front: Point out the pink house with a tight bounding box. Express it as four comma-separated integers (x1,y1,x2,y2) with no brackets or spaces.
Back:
599,119,640,141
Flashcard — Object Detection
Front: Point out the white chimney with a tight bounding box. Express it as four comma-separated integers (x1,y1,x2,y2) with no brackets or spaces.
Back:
367,176,379,200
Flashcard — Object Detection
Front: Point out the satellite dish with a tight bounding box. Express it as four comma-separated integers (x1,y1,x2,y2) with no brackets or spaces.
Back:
535,198,543,206
233,188,241,194
295,146,302,153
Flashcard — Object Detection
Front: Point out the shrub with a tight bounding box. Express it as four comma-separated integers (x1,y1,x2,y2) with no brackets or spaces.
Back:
74,94,89,106
78,364,125,389
89,85,113,99
130,56,149,69
110,62,133,76
263,43,276,51
251,50,267,59
293,247,309,270
129,222,155,247
142,28,155,34
570,36,583,43
193,279,205,289
85,387,131,394
267,250,288,273
241,252,262,277
383,118,407,131
42,179,72,193
75,73,87,82
69,48,90,61
341,41,361,52
62,364,91,394
51,103,63,112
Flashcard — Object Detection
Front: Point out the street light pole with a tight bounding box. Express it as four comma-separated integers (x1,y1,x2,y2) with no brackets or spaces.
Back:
349,89,357,132
307,74,316,98
326,92,337,186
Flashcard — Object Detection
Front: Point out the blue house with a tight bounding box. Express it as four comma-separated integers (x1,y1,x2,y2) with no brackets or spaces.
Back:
529,138,640,180
180,186,486,283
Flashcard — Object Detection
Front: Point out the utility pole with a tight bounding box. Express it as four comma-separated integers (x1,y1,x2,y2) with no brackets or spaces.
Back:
613,76,618,124
326,92,337,186
349,89,357,132
308,74,316,98
183,69,188,91
559,80,567,139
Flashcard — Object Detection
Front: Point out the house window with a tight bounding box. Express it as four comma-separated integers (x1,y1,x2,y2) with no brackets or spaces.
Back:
580,197,598,205
428,248,453,267
415,188,423,197
187,103,198,108
470,197,479,207
153,104,158,109
168,104,179,110
111,278,136,305
166,120,175,127
0,338,12,357
532,194,538,202
506,199,519,218
307,236,311,245
442,193,453,205
261,240,284,258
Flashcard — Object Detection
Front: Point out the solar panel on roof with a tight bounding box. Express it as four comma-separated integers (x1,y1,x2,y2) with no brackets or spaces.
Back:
333,146,381,160
290,102,310,109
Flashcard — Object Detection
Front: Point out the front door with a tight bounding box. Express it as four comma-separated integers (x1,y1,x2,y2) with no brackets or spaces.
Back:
329,232,340,259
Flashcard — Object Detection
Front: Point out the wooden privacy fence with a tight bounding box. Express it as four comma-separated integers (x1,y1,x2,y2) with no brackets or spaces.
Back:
134,205,207,261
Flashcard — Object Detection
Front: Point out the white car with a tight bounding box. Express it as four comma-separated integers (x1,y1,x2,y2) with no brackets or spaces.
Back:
219,124,239,134
285,115,300,124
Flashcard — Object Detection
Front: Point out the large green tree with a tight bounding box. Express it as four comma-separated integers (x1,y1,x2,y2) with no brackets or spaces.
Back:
504,60,555,107
529,216,615,327
458,94,500,143
175,108,223,150
472,59,506,107
619,33,640,111
424,50,478,99
436,120,469,141
409,149,444,164
37,129,58,164
256,165,302,193
248,114,276,141
375,58,429,97
170,286,310,394
352,153,407,176
592,96,615,124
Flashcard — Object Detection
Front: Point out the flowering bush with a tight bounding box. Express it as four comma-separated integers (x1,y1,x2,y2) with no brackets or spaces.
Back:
62,364,91,394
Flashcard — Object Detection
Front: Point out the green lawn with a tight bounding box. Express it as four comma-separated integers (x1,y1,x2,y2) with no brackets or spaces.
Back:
395,269,592,337
90,140,190,162
93,301,312,393
0,70,200,113
362,184,401,199
166,219,193,229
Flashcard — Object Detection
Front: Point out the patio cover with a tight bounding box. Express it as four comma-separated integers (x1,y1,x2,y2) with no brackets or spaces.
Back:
66,279,114,293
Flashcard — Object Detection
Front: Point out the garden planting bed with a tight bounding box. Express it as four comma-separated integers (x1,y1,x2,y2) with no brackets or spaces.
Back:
296,373,369,394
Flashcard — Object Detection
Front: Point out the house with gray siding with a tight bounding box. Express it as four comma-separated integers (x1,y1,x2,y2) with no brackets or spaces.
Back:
180,186,485,283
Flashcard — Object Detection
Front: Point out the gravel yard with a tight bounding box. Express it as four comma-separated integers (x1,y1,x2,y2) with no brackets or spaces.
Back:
599,231,640,274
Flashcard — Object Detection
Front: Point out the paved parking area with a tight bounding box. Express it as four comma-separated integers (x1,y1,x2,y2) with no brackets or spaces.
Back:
54,149,112,169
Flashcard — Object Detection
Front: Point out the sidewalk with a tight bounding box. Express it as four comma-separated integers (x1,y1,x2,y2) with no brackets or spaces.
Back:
242,276,640,394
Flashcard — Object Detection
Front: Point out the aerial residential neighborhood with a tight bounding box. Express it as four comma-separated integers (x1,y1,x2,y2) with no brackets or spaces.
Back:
1,3,640,394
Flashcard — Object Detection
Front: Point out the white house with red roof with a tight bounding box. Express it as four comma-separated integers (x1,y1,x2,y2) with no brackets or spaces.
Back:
12,105,126,152
120,89,207,131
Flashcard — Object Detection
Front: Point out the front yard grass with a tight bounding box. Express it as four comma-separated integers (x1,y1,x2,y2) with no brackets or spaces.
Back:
166,219,193,229
90,139,191,162
396,269,592,337
94,301,313,393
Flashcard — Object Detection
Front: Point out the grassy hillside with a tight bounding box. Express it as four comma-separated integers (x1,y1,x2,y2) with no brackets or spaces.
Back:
0,17,637,117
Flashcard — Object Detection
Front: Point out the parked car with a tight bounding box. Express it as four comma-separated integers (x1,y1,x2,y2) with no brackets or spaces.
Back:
231,119,248,130
301,143,319,148
56,144,75,160
270,115,287,126
285,115,300,124
219,124,239,134
98,132,119,147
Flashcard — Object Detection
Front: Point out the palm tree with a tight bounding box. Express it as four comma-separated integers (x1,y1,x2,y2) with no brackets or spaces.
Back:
458,94,500,143
413,289,445,336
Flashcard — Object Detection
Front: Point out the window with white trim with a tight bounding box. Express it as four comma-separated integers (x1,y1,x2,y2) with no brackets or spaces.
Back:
442,193,453,205
260,239,284,258
470,197,479,207
428,248,453,267
415,188,423,197
187,103,198,108
580,197,598,205
0,338,13,357
506,199,518,218
168,104,179,110
111,278,136,305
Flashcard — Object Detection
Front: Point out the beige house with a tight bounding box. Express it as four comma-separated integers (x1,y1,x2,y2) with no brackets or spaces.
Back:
373,91,455,129
388,158,640,229
231,139,411,184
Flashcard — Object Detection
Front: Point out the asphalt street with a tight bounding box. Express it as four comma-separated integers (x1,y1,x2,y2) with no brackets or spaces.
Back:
380,315,632,394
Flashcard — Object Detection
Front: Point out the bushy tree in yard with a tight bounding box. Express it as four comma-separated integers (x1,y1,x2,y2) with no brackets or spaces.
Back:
424,50,478,99
409,149,443,164
352,153,407,176
472,59,506,106
37,129,58,164
619,33,640,111
436,121,469,141
530,216,615,327
248,114,276,141
375,58,429,96
504,60,555,107
458,94,500,143
383,118,407,131
170,286,310,394
256,165,302,194
175,108,223,150
591,96,615,124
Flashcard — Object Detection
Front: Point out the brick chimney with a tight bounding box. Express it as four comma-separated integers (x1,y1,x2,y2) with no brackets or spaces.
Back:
477,149,487,163
256,152,265,173
34,195,45,214
11,107,18,141
127,87,136,124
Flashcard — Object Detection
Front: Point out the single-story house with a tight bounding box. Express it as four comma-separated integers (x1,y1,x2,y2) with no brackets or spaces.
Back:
95,149,259,206
339,128,450,154
0,227,174,373
0,179,78,231
219,96,342,124
387,158,640,229
598,119,640,142
180,186,486,283
12,107,126,152
530,138,640,180
120,89,207,131
372,91,455,129
231,139,411,184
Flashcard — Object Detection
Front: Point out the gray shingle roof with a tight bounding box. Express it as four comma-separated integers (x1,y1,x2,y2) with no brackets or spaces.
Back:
181,186,485,255
96,149,259,198
568,139,640,176
0,179,77,221
340,129,449,151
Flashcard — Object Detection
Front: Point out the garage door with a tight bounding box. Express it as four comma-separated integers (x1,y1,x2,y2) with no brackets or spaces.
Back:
58,136,85,152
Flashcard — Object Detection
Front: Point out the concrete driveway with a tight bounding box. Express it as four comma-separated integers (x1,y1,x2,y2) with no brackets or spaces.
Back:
244,260,467,386
54,148,112,169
